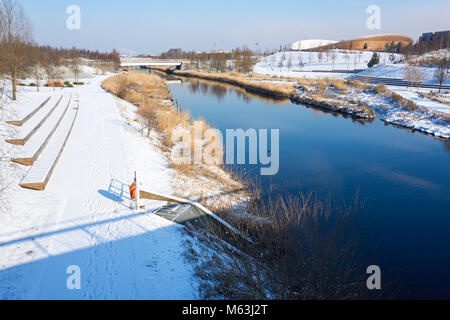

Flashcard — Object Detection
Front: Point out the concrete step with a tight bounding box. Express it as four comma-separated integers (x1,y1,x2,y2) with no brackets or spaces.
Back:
5,95,63,146
5,95,51,127
20,96,79,190
12,94,72,166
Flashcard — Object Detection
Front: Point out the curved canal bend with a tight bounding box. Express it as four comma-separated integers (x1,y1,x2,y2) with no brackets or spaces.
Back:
165,76,450,298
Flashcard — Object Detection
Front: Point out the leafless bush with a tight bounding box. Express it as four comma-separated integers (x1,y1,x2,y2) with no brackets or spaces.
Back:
137,100,159,137
115,74,130,99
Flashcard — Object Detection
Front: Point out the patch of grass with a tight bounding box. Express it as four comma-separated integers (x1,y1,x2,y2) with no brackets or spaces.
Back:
389,91,419,111
329,79,347,92
349,80,364,90
102,72,223,167
374,84,388,94
390,91,404,104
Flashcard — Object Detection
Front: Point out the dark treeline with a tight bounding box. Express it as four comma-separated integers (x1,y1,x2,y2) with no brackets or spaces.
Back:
36,45,120,64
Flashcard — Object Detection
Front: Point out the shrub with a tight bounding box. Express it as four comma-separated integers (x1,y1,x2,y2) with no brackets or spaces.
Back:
64,81,71,86
390,92,404,104
374,84,388,94
404,99,419,111
73,82,85,85
329,79,347,91
367,53,379,68
349,80,364,90
28,83,36,87
115,75,130,99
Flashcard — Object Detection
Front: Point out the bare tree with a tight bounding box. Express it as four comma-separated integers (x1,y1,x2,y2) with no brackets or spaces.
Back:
404,64,414,89
434,59,448,93
318,51,323,64
308,52,313,65
137,100,158,138
0,0,32,100
297,56,304,69
344,51,350,70
42,53,62,91
412,66,425,90
405,65,425,90
330,51,337,70
353,54,358,69
286,53,292,71
70,52,81,83
29,46,45,92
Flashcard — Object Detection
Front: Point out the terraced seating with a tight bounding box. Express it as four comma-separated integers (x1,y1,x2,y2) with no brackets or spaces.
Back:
20,96,79,191
12,94,72,166
6,95,63,146
6,95,51,127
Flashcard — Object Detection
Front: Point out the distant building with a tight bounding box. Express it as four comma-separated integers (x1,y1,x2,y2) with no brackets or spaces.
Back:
289,39,337,51
419,30,450,44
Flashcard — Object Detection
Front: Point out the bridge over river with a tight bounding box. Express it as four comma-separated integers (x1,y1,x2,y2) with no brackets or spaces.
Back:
120,57,186,69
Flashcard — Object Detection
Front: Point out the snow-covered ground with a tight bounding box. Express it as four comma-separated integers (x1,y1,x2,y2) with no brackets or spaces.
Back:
255,49,449,86
254,50,404,79
316,85,450,138
359,64,450,86
256,49,450,138
0,75,201,299
391,87,450,115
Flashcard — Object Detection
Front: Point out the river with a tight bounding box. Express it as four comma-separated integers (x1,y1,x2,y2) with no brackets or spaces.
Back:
165,75,450,298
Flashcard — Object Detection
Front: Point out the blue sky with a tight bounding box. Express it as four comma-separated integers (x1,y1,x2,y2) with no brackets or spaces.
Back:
22,0,450,54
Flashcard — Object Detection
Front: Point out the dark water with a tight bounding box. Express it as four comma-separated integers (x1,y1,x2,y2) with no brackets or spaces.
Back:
167,76,450,299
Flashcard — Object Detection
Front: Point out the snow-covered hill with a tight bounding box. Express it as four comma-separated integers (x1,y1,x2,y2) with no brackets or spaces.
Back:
254,50,404,78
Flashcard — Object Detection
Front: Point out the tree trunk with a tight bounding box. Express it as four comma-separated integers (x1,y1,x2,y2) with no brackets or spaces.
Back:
12,69,17,100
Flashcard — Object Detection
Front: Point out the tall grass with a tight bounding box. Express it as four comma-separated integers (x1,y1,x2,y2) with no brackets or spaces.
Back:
329,79,347,92
187,189,384,300
374,84,388,94
389,91,419,111
102,72,224,165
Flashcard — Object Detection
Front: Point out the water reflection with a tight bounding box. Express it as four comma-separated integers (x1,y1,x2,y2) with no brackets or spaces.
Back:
444,140,450,154
167,78,450,298
178,77,290,106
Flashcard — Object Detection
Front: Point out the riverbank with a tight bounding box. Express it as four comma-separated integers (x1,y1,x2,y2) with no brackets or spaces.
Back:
161,69,377,120
163,69,450,137
102,72,248,212
166,70,296,98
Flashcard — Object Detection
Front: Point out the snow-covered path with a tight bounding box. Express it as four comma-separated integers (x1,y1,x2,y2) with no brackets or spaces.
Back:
0,76,199,299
